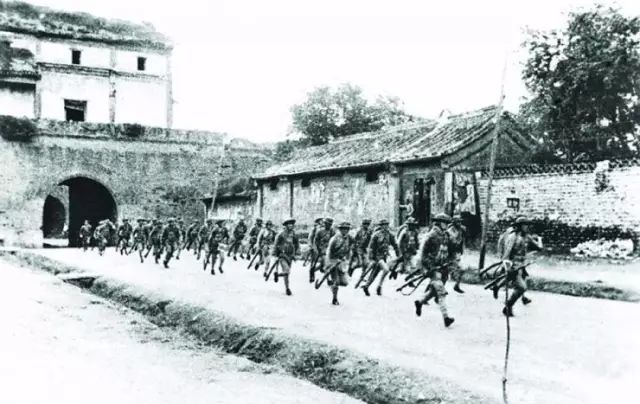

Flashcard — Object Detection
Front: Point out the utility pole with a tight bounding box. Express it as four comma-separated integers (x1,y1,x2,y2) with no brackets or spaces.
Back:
478,59,508,270
208,135,231,221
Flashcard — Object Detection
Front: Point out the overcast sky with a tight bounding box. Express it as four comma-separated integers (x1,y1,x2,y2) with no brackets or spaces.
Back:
25,0,640,142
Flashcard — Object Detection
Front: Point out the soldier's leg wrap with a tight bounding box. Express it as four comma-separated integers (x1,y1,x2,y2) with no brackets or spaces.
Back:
506,270,527,307
377,260,390,288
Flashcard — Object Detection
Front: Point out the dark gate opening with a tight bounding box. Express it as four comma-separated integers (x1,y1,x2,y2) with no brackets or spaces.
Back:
413,178,433,227
59,177,117,247
42,195,66,238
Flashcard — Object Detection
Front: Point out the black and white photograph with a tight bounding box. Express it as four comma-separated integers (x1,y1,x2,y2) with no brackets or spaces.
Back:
0,0,639,403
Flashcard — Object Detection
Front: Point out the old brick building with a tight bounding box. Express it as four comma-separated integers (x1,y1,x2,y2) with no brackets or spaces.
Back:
0,0,173,127
253,106,535,237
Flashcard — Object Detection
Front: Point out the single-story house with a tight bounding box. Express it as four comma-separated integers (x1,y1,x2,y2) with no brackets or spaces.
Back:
252,105,536,239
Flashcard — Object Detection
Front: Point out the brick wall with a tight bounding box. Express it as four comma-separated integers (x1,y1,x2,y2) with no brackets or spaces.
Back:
477,160,640,252
0,119,269,247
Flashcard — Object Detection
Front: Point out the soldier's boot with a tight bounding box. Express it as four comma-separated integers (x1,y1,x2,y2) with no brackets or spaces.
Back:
309,267,315,283
362,286,370,297
376,286,382,296
218,266,224,274
163,260,169,269
414,300,422,317
492,286,500,300
444,317,455,328
286,288,292,296
522,296,532,305
502,306,514,317
453,284,465,294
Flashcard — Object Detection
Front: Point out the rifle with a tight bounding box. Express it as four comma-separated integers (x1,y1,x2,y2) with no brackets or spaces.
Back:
354,261,377,289
478,261,503,279
247,249,262,270
483,263,532,290
303,249,315,267
398,273,430,296
264,258,281,282
314,262,340,289
388,255,405,279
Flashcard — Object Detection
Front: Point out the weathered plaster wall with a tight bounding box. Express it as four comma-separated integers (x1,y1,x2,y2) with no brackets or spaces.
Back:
0,82,34,118
114,76,166,126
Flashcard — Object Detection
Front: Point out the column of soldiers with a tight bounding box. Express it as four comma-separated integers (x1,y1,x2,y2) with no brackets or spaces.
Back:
78,211,542,326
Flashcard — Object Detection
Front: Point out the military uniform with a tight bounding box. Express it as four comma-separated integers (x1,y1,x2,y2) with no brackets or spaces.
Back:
326,222,353,305
393,217,419,277
414,213,455,327
162,219,182,267
350,219,372,275
362,219,400,296
498,217,542,316
306,217,324,264
204,224,226,274
183,222,200,253
130,219,147,262
446,218,466,293
311,218,335,281
116,220,133,255
79,222,92,251
247,220,263,258
256,221,276,274
271,219,299,295
148,221,164,264
196,220,214,260
228,220,248,259
94,220,114,256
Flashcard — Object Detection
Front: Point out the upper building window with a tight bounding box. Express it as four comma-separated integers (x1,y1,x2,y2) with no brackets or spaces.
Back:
71,49,81,65
64,99,87,122
137,57,146,71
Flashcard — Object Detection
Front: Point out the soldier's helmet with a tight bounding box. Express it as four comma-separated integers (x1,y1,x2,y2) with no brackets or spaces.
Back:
123,218,129,222
338,222,351,230
266,220,273,227
168,217,176,222
324,218,334,225
432,213,452,223
405,217,418,226
137,218,144,223
256,218,263,223
362,219,372,225
206,218,214,223
515,216,533,225
452,215,463,223
283,218,296,226
378,219,390,226
216,219,225,225
315,217,324,224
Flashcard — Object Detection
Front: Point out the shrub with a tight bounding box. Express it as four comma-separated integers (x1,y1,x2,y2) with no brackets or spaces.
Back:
0,115,38,142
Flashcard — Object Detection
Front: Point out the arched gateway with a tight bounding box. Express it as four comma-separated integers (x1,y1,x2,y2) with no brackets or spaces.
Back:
42,176,118,247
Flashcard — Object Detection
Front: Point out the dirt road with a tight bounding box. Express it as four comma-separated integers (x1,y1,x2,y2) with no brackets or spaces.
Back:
0,260,361,404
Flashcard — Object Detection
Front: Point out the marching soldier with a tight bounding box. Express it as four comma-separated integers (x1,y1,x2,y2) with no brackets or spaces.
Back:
203,220,225,275
148,219,164,264
391,217,419,279
129,218,147,263
116,218,133,255
228,218,248,260
196,218,214,260
271,218,300,296
497,216,543,317
182,220,200,254
246,218,263,259
311,218,335,282
161,218,182,268
361,219,400,296
447,215,467,293
349,219,372,276
306,217,324,265
175,219,186,260
216,219,230,270
94,219,114,256
257,220,277,274
413,213,455,328
79,220,92,252
326,222,353,305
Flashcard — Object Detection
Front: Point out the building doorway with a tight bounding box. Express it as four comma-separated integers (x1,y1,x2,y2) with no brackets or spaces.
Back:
57,176,117,247
413,178,433,227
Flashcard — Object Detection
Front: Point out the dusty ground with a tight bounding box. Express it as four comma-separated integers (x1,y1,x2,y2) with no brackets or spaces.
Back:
0,259,362,404
21,248,640,404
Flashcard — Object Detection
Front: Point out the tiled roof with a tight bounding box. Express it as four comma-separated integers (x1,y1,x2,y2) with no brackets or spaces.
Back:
0,40,38,78
0,1,171,50
257,106,531,179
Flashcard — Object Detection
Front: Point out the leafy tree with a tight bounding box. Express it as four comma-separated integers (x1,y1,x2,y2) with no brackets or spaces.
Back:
291,83,415,145
521,5,640,162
